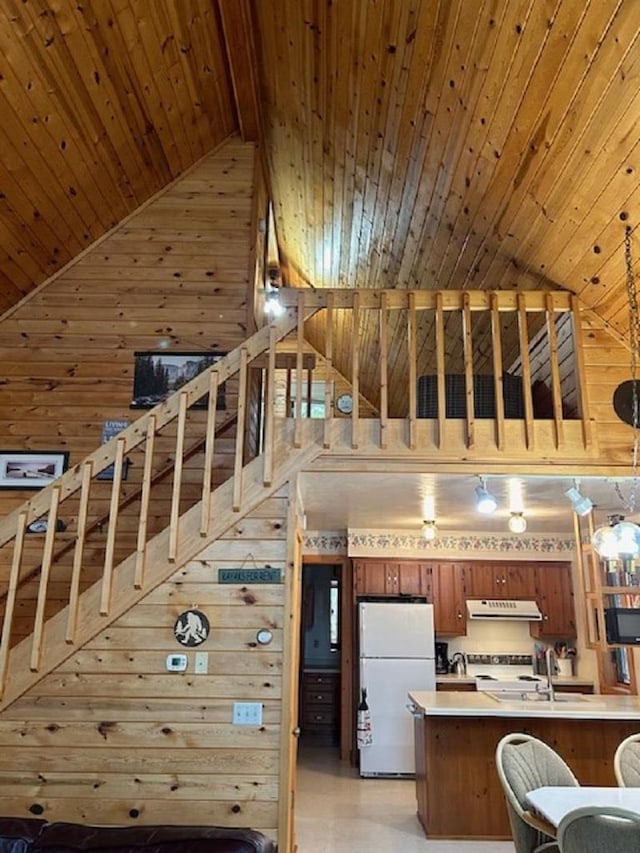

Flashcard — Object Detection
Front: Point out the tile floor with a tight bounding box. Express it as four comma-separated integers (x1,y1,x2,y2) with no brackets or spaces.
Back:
295,745,516,852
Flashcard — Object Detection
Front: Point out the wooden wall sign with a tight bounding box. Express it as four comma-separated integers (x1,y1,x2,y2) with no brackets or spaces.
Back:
218,567,282,584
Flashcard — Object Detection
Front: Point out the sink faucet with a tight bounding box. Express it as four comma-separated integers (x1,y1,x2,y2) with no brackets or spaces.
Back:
536,647,556,701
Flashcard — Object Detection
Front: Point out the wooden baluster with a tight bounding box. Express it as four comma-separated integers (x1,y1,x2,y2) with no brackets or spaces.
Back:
306,370,312,418
462,293,475,449
66,460,93,643
517,293,535,450
263,329,277,487
31,486,61,671
294,290,305,448
546,292,564,449
351,292,360,449
233,346,249,511
0,512,27,696
323,291,334,449
570,294,593,450
135,415,156,588
435,292,446,448
379,291,389,449
100,437,127,614
408,291,417,450
168,393,188,563
200,372,220,536
491,292,505,451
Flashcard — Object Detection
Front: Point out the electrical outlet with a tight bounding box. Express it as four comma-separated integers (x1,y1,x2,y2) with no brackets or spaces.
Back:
233,702,263,726
194,651,208,674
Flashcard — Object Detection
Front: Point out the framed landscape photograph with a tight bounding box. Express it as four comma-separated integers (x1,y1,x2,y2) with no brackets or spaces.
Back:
0,451,70,489
130,351,226,410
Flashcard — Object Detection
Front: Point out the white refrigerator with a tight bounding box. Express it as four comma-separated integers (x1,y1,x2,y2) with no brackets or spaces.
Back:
358,601,435,777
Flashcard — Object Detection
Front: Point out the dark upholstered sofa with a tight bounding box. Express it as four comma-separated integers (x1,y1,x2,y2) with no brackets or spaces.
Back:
0,819,276,853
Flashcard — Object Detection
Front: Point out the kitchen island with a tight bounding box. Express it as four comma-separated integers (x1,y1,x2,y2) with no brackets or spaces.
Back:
408,690,640,840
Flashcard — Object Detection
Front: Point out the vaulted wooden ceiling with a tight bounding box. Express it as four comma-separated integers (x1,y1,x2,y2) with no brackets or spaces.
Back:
2,0,640,351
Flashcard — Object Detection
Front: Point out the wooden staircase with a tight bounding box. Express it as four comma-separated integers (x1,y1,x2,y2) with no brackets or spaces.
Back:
0,301,322,711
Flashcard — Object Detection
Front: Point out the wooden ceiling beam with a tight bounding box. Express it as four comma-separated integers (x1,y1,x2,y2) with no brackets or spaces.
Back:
217,0,262,143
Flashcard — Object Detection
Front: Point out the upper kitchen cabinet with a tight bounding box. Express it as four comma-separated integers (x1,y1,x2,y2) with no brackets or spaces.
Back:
530,562,576,638
353,560,432,598
431,562,467,636
465,561,537,600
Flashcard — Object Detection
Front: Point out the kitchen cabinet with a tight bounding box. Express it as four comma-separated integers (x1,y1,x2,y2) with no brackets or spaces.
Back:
353,559,431,597
530,561,576,638
465,561,536,599
430,562,466,636
300,670,339,744
353,559,465,634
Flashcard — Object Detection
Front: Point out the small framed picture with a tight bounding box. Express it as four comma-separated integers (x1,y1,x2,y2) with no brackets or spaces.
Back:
0,451,70,490
130,351,226,410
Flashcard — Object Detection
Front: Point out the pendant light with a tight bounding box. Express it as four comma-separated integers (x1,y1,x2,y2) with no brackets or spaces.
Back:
592,222,640,559
508,512,527,534
421,519,437,541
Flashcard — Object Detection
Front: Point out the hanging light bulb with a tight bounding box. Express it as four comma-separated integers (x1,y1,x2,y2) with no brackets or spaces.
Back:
593,514,640,559
508,512,527,534
422,520,437,541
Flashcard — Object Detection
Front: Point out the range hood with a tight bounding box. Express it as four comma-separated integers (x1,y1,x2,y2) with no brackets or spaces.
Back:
466,599,543,621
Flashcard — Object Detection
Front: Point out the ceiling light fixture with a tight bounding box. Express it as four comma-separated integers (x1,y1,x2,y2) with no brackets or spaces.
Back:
421,519,437,541
264,266,284,317
592,223,640,559
475,476,497,514
508,512,527,534
565,481,593,517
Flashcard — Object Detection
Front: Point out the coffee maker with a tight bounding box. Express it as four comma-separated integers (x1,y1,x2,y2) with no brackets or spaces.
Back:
435,641,449,674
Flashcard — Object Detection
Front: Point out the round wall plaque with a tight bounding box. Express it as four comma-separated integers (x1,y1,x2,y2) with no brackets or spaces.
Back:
613,380,640,427
173,609,210,647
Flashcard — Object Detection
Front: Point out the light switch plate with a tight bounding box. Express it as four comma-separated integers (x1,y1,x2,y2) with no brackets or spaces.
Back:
233,702,263,726
194,651,208,674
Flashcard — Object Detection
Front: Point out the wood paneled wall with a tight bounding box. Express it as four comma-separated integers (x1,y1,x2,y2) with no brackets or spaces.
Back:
0,137,256,518
0,491,287,840
582,312,637,466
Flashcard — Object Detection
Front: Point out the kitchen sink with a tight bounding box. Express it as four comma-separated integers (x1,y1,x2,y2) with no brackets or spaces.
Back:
485,690,588,704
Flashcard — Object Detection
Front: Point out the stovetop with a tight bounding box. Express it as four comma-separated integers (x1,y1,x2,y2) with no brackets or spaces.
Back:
465,652,537,682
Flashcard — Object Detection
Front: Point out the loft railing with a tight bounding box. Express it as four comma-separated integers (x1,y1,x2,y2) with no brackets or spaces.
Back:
0,288,593,705
279,288,592,454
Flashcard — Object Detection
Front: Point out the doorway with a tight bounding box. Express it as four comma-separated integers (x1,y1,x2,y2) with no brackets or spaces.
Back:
298,557,353,761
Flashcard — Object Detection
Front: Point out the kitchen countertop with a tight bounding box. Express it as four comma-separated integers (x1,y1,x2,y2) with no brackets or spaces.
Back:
409,690,640,720
435,673,594,688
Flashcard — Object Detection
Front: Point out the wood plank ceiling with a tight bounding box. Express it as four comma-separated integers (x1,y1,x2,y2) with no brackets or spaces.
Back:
2,0,640,358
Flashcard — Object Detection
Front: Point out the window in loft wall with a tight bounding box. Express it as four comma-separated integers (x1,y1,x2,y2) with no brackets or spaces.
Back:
289,380,327,418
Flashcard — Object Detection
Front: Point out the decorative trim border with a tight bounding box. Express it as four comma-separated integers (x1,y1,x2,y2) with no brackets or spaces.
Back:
347,529,575,558
301,529,575,557
303,532,348,554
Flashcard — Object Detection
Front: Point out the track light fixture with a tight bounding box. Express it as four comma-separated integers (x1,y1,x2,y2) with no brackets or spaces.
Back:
421,519,437,541
565,481,593,517
475,476,497,514
508,512,527,534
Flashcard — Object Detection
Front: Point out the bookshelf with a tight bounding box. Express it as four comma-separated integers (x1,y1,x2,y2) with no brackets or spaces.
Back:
574,511,638,694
